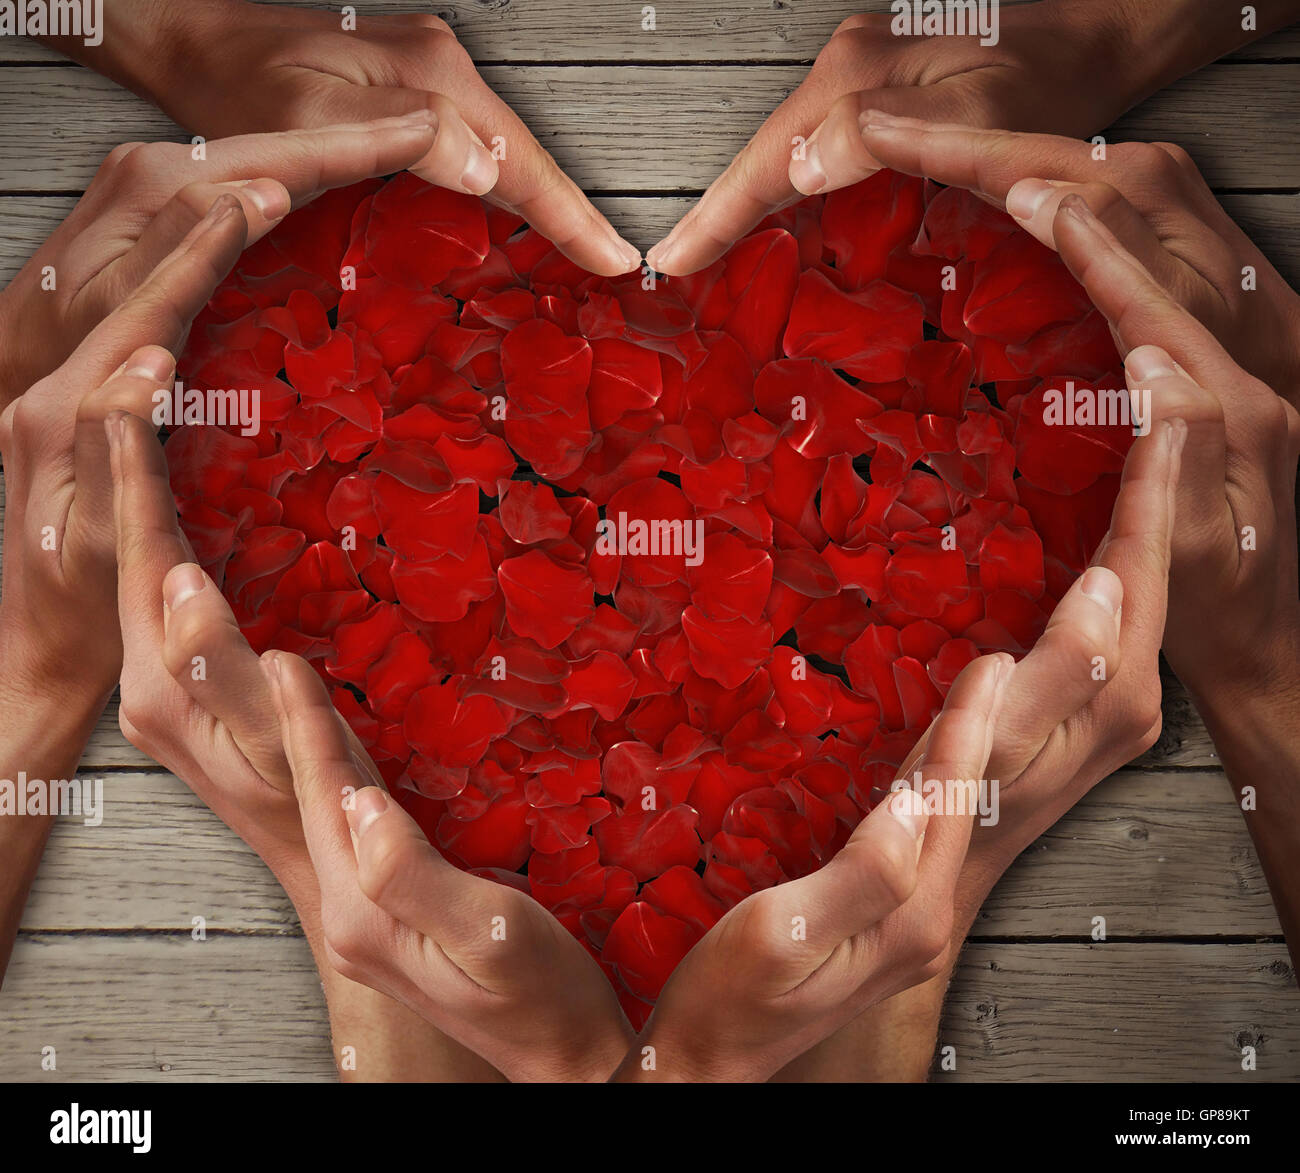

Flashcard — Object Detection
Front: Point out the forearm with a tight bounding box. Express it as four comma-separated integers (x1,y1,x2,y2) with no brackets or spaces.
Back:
33,0,233,110
1092,0,1300,114
770,976,947,1082
1192,681,1300,975
0,684,107,983
269,853,505,1083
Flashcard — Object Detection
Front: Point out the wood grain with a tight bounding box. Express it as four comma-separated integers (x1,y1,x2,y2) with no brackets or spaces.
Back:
0,1,1296,64
940,943,1300,1082
2,935,1294,1082
20,769,1275,938
1,64,1297,193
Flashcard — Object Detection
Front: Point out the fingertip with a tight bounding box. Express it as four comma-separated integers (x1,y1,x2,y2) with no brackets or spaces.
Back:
790,137,828,195
1124,345,1177,383
104,410,127,457
1079,564,1124,619
348,785,389,840
1004,177,1055,223
162,561,206,612
886,784,928,841
121,345,176,386
459,140,498,196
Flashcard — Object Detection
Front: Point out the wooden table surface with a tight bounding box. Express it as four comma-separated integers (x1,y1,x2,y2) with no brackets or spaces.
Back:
1,0,1298,1082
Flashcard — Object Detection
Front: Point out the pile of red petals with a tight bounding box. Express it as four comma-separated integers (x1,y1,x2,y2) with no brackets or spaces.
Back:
173,169,1129,1025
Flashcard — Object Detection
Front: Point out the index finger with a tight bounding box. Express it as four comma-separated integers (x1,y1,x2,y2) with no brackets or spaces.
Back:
199,114,444,208
853,113,1096,202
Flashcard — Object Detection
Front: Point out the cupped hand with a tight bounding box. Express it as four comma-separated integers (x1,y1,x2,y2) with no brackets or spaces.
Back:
1041,190,1300,709
133,0,640,276
111,388,633,1080
624,652,1014,1082
639,404,1181,1083
0,196,249,707
262,652,635,1083
824,116,1300,401
0,116,447,408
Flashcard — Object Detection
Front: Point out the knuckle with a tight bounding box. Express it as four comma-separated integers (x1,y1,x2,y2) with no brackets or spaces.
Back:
833,13,883,37
1150,141,1197,172
323,940,365,984
1121,691,1163,747
736,894,793,966
160,604,216,681
9,397,43,447
322,909,371,970
870,835,920,909
356,829,408,909
1113,140,1180,180
814,30,862,75
118,700,160,753
113,141,181,185
96,142,149,184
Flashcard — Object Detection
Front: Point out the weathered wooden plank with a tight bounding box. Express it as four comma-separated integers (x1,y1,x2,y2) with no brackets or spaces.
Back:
0,64,1296,192
0,934,336,1081
22,769,1272,937
0,1,1296,63
0,935,1293,1081
939,943,1300,1082
23,772,300,934
973,770,1272,937
4,194,1300,290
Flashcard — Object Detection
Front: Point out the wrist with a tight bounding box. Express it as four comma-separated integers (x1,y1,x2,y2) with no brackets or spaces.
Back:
0,628,112,741
37,0,238,111
1178,618,1300,733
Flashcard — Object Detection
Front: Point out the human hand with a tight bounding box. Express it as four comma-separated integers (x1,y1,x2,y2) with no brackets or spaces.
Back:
618,652,1013,1082
1038,193,1300,708
57,0,639,277
769,402,1184,1083
645,0,1290,276
823,116,1300,402
0,197,252,710
263,651,634,1083
0,116,446,408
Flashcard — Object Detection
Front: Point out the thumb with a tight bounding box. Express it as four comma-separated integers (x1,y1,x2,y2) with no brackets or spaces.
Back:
790,82,984,196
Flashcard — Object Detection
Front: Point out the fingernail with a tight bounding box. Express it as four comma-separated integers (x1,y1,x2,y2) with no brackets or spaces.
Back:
348,786,389,838
646,238,678,274
1167,416,1188,460
1125,345,1176,383
260,652,285,712
123,346,176,385
793,139,828,194
163,562,205,610
198,193,242,234
859,108,910,131
104,410,127,453
237,178,291,222
607,234,642,273
460,141,497,195
992,652,1016,702
1005,178,1055,222
1059,192,1098,226
1079,565,1123,616
398,107,439,130
887,786,927,839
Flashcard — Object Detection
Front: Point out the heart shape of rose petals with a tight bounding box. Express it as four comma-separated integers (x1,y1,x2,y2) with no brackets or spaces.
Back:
172,168,1131,1026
